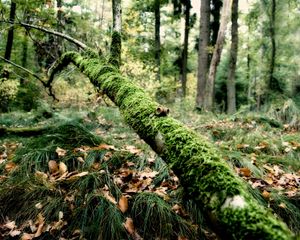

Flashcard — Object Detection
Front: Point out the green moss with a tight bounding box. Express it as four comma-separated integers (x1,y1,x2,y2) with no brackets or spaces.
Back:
109,31,122,68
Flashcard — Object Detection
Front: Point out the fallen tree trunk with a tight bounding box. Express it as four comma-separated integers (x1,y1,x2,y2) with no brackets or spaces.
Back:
49,50,293,239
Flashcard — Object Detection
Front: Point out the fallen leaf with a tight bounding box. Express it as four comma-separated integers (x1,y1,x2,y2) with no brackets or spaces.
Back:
4,220,16,230
93,144,117,151
236,144,249,149
48,160,58,174
264,177,274,185
10,230,21,237
102,186,117,204
77,157,85,163
35,202,43,209
56,147,67,157
125,145,141,155
34,214,45,237
239,168,251,177
118,196,128,213
21,233,33,240
66,171,89,182
5,162,17,172
59,162,68,175
262,190,270,200
123,218,135,235
279,202,286,209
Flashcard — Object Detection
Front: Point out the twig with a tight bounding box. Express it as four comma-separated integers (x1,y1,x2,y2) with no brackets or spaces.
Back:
0,56,58,101
1,20,87,49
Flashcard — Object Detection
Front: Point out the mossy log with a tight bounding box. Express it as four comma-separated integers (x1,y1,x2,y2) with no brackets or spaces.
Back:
49,50,294,240
0,126,48,137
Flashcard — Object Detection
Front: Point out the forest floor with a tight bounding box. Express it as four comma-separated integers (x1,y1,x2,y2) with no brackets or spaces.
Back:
0,103,299,240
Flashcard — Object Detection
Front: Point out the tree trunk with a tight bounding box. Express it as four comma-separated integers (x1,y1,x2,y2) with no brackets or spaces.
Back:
210,0,222,61
269,0,277,91
154,0,161,82
204,0,232,111
180,0,191,97
111,0,122,67
195,0,210,110
56,0,63,56
48,50,293,239
4,0,16,62
226,0,238,114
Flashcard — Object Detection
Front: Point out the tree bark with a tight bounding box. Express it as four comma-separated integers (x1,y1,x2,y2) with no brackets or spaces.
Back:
269,0,277,91
180,0,191,97
154,0,161,82
204,0,232,111
4,0,16,61
226,0,238,114
195,0,210,110
48,50,293,239
56,0,63,56
111,0,122,67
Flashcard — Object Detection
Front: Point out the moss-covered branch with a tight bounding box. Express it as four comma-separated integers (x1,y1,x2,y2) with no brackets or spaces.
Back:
48,51,294,239
0,126,48,137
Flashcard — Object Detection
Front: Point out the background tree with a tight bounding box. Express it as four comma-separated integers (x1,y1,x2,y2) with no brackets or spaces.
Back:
226,0,238,114
196,0,210,110
204,0,232,111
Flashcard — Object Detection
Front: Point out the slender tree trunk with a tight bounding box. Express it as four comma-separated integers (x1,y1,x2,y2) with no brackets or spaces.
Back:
4,1,16,61
210,0,222,62
226,0,238,114
204,0,232,111
269,0,277,91
154,0,161,82
180,0,191,97
111,0,122,67
56,0,63,56
195,0,210,110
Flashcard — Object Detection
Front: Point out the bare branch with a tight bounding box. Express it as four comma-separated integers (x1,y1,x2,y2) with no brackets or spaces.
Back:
1,20,88,49
0,56,58,101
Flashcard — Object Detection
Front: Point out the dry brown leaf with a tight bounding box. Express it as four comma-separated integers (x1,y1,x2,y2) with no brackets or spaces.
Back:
239,168,251,177
10,230,21,237
264,177,274,185
102,186,117,204
21,233,34,240
118,196,128,213
123,218,135,235
93,144,117,151
58,162,68,175
56,147,67,157
279,202,286,209
178,236,188,240
48,160,58,174
5,162,17,172
66,171,89,182
125,145,141,155
236,144,249,149
262,190,270,200
4,220,16,230
34,213,45,237
77,157,85,163
263,165,274,174
35,202,43,209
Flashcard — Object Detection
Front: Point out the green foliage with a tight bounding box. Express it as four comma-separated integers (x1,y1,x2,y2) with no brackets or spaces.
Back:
0,79,19,112
14,82,42,111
